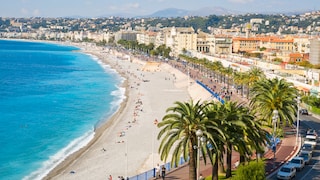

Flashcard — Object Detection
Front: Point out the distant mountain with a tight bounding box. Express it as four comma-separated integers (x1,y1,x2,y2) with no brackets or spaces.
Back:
146,7,239,18
147,8,190,18
189,7,239,16
97,7,315,19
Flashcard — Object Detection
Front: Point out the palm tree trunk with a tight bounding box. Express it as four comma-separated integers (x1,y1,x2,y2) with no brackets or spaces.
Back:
225,143,232,178
241,83,244,97
218,160,224,173
247,83,250,99
240,155,245,163
211,154,219,180
189,142,197,180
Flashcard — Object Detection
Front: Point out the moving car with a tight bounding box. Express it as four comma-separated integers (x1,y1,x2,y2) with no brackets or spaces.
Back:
306,129,318,137
299,151,312,164
299,109,309,115
277,164,296,180
304,135,317,149
301,143,313,154
287,157,305,171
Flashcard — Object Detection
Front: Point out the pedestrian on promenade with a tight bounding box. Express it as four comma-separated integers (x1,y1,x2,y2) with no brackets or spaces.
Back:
161,165,166,180
234,160,240,169
155,163,160,178
199,174,205,180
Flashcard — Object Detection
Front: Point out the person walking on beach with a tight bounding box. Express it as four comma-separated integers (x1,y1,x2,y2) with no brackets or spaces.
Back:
161,165,166,180
108,175,112,180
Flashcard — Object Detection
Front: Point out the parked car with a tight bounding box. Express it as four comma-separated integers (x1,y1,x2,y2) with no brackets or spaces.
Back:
304,135,317,149
277,164,296,180
301,143,313,154
300,109,309,115
306,129,318,137
299,151,312,164
287,157,305,171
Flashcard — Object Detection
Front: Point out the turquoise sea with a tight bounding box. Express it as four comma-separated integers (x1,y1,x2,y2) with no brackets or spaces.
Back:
0,40,124,180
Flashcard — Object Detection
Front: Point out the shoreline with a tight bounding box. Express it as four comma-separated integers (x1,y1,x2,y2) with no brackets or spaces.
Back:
44,43,212,179
44,45,132,179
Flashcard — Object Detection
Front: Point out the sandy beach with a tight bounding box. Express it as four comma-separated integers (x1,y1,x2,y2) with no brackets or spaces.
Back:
44,44,212,180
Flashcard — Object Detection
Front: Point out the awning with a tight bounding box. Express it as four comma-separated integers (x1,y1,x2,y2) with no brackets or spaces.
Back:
296,86,310,92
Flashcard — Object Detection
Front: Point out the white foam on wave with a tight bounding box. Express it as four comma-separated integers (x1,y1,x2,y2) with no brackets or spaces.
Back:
88,52,127,129
23,129,95,180
88,52,125,82
110,86,126,108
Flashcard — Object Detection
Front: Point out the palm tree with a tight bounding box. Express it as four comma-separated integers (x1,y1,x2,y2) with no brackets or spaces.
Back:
224,67,234,89
249,77,298,129
204,101,258,179
246,67,266,98
203,102,227,180
233,71,248,97
217,101,252,178
157,100,209,179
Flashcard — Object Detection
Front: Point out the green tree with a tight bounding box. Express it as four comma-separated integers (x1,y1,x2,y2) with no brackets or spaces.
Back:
233,160,266,180
246,67,266,98
217,101,255,178
203,102,227,180
249,78,298,129
157,100,209,179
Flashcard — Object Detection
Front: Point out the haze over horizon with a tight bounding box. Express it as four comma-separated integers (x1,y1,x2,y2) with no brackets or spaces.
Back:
1,0,319,18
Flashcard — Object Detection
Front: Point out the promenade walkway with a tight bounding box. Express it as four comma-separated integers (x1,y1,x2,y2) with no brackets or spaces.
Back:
165,129,299,179
162,60,300,179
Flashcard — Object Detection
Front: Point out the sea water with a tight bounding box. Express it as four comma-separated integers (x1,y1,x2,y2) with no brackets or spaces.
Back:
0,40,124,180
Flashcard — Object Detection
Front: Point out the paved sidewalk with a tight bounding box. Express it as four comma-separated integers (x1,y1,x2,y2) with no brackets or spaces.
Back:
161,61,300,179
165,127,300,179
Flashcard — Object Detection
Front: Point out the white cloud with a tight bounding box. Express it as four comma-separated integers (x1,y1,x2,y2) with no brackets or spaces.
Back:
228,0,254,3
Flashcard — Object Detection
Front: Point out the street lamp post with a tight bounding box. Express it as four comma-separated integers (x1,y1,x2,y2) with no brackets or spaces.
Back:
296,96,301,146
152,119,158,177
272,110,279,168
196,129,203,180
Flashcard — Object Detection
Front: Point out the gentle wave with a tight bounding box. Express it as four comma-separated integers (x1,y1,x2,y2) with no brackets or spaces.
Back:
94,85,126,129
23,129,95,180
11,43,126,180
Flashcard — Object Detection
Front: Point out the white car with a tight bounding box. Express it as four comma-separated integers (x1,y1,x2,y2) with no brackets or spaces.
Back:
287,157,305,171
277,164,296,180
304,135,317,149
306,129,318,137
299,151,312,164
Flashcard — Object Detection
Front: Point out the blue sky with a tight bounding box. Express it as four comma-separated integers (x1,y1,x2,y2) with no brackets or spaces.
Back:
0,0,318,18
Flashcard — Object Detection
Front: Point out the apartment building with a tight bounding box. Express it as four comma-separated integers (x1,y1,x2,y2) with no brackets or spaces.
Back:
164,27,197,56
309,38,320,65
213,35,233,55
293,36,310,53
114,30,138,42
232,37,260,53
136,31,157,45
197,31,212,53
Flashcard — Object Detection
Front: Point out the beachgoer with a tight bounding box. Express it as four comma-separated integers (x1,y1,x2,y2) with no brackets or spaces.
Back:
199,174,205,180
155,163,160,178
161,165,166,180
108,175,112,180
234,160,240,168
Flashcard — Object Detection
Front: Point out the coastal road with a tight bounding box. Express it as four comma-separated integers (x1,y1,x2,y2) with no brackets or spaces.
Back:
268,114,320,180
